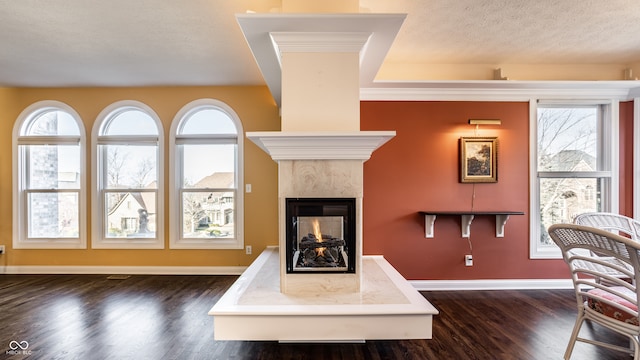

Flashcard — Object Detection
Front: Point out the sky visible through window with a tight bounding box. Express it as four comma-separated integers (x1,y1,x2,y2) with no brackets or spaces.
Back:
538,106,598,161
26,108,237,190
183,144,235,186
180,108,237,185
23,111,81,175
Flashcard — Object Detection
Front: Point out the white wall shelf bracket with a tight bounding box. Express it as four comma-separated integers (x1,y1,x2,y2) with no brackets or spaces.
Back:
420,211,524,239
424,214,436,238
461,214,474,238
496,214,511,238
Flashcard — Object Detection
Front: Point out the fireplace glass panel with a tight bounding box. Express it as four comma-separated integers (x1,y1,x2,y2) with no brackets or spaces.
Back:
286,198,356,274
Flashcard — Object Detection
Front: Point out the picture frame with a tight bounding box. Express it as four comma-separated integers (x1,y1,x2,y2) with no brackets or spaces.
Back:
459,137,498,183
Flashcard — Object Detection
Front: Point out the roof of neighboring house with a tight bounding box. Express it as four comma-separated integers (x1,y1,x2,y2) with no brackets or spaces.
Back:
107,191,157,216
194,172,234,189
548,150,596,172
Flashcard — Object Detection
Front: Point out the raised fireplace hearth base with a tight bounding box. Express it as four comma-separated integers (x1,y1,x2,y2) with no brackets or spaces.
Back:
209,247,438,342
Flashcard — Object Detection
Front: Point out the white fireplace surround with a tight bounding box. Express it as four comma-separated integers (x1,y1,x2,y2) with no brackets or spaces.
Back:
246,131,396,294
246,131,396,160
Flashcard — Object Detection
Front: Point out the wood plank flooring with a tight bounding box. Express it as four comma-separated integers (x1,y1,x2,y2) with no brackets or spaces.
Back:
0,274,632,359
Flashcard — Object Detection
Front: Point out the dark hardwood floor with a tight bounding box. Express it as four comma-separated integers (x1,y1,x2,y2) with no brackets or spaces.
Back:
0,274,631,359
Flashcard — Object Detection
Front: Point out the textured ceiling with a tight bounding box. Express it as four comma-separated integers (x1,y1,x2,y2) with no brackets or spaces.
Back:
1,0,640,87
368,0,640,64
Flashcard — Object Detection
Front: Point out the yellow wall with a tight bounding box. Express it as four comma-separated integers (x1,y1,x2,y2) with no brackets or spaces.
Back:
0,86,280,267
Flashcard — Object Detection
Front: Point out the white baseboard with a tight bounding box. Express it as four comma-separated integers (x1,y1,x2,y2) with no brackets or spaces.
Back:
0,266,572,290
410,279,573,291
1,265,247,275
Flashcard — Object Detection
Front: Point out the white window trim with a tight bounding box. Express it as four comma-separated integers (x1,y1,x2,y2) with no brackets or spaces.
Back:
12,100,87,249
169,99,244,249
634,98,640,220
91,100,165,249
529,99,619,259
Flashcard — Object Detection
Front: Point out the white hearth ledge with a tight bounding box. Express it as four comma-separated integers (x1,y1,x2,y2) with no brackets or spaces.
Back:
209,246,438,341
246,131,396,160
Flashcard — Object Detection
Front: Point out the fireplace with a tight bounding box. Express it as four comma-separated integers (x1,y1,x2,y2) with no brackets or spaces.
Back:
286,198,356,274
247,133,395,293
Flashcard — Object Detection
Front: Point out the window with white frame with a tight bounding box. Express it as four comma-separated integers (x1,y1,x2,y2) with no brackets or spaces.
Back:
530,100,618,258
92,101,164,249
169,99,243,249
13,101,86,249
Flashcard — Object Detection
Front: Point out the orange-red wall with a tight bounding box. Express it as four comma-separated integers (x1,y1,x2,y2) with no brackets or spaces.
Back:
361,101,593,280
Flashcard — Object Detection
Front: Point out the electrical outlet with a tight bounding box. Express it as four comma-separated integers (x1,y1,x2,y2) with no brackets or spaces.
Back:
465,254,473,266
0,245,5,254
245,245,252,255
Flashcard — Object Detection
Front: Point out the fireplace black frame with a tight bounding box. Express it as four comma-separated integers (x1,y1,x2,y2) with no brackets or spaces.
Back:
285,198,356,274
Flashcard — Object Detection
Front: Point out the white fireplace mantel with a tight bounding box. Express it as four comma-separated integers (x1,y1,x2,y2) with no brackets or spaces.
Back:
246,131,396,161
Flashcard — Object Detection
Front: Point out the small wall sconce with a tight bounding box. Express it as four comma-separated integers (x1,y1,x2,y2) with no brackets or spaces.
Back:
468,119,501,125
468,119,501,136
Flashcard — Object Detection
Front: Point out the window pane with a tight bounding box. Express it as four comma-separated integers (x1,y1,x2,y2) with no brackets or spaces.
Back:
538,177,601,245
182,144,235,188
105,191,156,238
27,145,80,190
104,145,157,188
103,110,158,136
182,191,234,238
537,107,598,171
28,192,79,238
180,108,237,135
24,110,80,136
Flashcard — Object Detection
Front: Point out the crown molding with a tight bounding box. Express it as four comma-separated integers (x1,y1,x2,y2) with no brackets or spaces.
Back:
270,32,371,54
360,80,640,101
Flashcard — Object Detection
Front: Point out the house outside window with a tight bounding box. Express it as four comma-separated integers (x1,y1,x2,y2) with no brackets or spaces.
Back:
530,100,618,258
92,101,164,249
13,101,86,249
169,99,244,249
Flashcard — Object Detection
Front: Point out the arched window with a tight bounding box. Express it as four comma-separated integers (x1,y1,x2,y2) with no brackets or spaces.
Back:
92,101,164,249
13,101,86,248
169,99,243,249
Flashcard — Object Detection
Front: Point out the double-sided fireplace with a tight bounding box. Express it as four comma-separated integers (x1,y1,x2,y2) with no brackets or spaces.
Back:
285,198,356,274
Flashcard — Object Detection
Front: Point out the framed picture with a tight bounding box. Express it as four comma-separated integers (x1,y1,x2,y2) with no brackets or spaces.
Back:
459,137,498,183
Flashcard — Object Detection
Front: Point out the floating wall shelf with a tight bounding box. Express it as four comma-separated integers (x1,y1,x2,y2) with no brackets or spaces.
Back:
419,211,525,238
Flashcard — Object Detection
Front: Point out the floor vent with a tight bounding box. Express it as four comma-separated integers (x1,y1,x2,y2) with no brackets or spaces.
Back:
107,275,131,280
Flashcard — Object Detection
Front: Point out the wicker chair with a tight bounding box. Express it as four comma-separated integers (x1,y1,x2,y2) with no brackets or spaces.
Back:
574,212,640,240
548,223,640,359
574,212,640,284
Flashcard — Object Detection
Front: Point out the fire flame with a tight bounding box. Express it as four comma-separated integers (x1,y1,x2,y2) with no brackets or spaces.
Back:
312,218,326,257
312,219,323,242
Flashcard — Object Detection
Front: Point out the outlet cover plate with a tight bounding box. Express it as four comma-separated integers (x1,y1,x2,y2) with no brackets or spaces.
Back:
465,254,473,266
